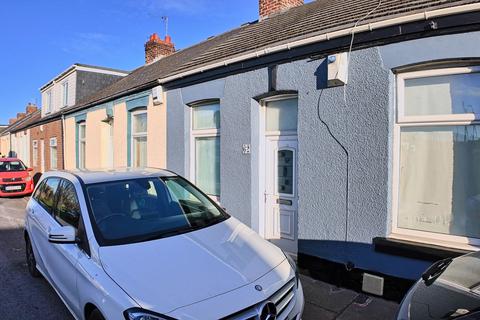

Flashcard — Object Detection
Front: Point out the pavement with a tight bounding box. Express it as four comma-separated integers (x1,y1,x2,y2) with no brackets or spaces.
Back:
0,197,398,320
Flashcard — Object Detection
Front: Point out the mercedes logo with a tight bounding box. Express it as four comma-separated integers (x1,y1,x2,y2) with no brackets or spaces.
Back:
259,301,277,320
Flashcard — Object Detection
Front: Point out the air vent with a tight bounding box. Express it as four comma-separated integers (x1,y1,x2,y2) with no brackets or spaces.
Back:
362,273,384,296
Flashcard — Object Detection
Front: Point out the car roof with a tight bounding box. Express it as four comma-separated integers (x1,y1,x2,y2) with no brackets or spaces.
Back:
45,167,177,185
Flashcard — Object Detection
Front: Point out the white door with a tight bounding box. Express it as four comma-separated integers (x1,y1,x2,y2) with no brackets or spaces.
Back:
265,136,298,254
40,140,45,172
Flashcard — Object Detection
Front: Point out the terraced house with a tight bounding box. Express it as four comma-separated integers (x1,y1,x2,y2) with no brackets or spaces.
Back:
57,0,480,298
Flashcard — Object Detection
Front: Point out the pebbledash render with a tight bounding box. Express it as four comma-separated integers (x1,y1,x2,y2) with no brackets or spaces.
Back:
57,0,480,298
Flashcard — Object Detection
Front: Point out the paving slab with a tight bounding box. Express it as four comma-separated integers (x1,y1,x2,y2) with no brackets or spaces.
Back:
303,302,337,320
336,295,399,320
300,274,359,313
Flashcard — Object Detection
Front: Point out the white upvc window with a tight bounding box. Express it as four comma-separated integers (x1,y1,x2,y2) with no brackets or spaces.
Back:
131,110,148,168
46,90,52,114
32,140,38,167
78,122,86,169
50,137,58,170
393,66,480,249
190,102,220,199
62,82,69,107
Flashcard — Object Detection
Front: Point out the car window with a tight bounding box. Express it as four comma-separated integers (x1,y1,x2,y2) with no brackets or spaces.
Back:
55,180,81,229
86,177,228,245
0,160,27,172
36,178,61,214
32,180,46,201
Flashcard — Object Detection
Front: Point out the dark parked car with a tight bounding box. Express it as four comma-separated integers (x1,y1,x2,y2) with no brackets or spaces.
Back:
397,251,480,320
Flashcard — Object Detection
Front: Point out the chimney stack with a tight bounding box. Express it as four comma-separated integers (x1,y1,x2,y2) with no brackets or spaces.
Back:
145,33,175,64
26,103,38,114
9,118,16,125
16,112,26,120
259,0,303,20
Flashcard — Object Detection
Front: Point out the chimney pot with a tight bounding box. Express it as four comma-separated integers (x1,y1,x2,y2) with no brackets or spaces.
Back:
259,0,303,20
145,33,175,64
17,112,26,120
26,103,38,114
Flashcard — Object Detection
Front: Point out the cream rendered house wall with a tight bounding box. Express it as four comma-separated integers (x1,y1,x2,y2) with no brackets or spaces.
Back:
64,117,77,170
84,109,105,169
0,135,10,156
147,95,166,168
113,102,128,168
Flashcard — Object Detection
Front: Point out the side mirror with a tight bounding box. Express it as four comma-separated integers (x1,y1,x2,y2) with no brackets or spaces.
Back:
48,225,77,244
27,168,33,172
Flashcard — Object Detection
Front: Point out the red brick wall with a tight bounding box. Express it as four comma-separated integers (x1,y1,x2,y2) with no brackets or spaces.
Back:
29,119,64,175
259,0,303,19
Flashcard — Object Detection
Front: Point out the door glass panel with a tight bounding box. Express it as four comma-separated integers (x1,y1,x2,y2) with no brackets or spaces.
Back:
265,98,298,132
278,149,294,195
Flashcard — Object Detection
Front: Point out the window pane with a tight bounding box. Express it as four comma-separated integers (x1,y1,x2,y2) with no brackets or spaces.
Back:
51,146,57,169
133,112,148,133
404,73,480,116
38,178,61,214
79,124,86,139
193,103,220,130
80,141,86,169
398,125,480,238
265,98,298,131
134,136,147,168
195,136,220,196
278,150,294,195
56,181,80,228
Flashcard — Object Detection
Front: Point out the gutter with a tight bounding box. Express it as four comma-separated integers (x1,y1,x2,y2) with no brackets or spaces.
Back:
156,3,480,85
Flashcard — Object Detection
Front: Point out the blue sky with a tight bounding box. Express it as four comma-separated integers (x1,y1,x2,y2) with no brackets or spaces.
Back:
0,0,263,124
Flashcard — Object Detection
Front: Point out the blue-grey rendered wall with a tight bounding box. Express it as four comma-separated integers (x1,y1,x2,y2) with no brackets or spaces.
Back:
166,31,480,281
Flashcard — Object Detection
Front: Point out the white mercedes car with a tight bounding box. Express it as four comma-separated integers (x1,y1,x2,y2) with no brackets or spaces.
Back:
24,169,304,320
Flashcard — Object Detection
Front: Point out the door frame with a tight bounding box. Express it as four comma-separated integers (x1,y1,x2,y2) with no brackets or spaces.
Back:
255,94,298,240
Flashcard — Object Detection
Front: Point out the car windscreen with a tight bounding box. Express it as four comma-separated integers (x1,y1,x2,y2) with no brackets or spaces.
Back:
0,161,27,172
86,177,228,245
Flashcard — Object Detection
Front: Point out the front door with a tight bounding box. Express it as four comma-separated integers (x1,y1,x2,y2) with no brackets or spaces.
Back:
40,139,45,172
265,136,298,254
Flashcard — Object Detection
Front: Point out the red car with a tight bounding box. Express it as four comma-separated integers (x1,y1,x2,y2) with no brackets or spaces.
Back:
0,158,34,197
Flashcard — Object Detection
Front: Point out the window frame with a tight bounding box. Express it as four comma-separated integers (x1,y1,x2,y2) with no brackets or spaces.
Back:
32,140,38,167
131,109,148,168
62,81,69,108
46,90,52,114
393,66,480,249
50,137,58,170
262,94,298,137
190,101,221,200
78,122,86,169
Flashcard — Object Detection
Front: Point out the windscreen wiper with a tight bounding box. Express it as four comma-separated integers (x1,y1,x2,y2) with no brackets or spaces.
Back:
422,257,453,286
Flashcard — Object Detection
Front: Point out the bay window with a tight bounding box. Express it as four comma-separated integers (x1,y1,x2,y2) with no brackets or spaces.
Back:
394,67,480,246
132,110,148,168
191,102,220,198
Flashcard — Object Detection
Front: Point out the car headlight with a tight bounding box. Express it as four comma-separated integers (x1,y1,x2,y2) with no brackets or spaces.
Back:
124,308,176,320
283,250,299,286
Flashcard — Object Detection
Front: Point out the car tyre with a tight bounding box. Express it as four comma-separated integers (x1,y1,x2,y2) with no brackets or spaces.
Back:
88,309,105,320
25,237,41,278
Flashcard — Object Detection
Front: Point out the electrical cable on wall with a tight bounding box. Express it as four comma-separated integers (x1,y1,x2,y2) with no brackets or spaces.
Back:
316,0,382,271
